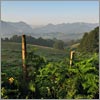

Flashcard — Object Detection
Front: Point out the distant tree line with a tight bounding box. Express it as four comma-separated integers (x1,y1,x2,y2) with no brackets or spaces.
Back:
78,27,99,53
1,35,65,50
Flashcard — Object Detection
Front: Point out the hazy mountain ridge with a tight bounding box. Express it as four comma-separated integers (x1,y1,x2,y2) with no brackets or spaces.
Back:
1,20,98,40
33,22,98,34
1,20,33,34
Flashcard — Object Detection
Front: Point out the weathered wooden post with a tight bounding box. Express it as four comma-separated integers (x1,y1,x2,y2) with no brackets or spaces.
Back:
70,50,75,66
22,34,27,80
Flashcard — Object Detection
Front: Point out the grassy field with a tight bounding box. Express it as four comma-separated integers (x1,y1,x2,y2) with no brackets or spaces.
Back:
1,41,68,77
1,41,68,61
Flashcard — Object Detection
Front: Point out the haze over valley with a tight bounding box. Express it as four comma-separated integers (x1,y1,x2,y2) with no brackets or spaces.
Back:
1,20,98,41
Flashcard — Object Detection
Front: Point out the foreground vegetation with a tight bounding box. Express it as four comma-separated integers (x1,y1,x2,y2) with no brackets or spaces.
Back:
1,27,99,99
1,51,99,99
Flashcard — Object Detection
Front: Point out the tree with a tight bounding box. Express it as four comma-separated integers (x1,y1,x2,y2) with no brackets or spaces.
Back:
4,37,9,41
53,40,64,50
78,27,99,53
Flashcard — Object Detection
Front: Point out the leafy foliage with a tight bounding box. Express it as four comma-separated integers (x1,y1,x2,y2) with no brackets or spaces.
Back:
1,51,99,99
78,27,99,53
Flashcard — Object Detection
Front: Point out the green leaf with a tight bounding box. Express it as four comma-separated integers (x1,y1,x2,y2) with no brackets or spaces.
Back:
28,81,35,92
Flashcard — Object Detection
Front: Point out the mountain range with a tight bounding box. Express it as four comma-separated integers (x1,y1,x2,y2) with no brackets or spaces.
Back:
1,20,98,41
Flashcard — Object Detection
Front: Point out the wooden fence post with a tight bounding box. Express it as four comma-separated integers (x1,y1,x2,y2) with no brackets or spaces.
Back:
70,50,75,66
22,34,27,80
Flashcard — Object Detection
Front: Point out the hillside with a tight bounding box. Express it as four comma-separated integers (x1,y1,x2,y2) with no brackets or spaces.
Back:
1,32,99,99
78,27,99,53
1,42,67,63
1,20,98,41
33,22,98,34
1,20,33,34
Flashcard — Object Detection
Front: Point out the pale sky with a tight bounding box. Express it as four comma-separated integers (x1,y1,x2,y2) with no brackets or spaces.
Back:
1,1,99,25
